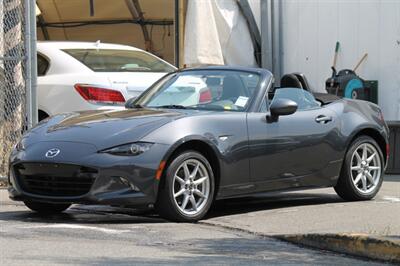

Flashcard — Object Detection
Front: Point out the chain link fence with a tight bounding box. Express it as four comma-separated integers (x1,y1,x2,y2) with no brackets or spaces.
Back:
0,0,36,179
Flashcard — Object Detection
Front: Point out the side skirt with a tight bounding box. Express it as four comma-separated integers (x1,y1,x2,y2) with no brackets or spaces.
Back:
216,160,342,200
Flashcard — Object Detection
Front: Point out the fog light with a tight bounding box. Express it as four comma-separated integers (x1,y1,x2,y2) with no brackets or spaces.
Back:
118,177,140,192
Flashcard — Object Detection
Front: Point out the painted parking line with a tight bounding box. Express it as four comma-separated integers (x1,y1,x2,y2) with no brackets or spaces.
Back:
381,196,400,203
21,224,132,234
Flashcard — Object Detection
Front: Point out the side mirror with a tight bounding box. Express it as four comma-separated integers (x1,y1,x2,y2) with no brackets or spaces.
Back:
269,98,297,118
124,97,137,109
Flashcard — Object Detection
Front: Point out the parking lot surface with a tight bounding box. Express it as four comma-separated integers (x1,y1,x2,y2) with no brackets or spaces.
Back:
205,175,400,236
0,175,398,265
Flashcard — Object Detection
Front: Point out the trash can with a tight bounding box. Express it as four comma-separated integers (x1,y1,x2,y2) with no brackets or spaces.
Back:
386,121,400,174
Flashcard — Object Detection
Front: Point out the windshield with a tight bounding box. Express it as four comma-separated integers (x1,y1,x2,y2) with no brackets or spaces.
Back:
63,49,175,73
134,70,260,112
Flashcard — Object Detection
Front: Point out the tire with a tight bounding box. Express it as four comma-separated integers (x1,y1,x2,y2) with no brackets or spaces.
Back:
24,201,71,214
156,151,215,222
334,136,384,201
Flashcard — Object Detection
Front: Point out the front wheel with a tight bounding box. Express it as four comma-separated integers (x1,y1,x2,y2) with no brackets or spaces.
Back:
156,151,215,222
334,136,384,201
24,201,71,214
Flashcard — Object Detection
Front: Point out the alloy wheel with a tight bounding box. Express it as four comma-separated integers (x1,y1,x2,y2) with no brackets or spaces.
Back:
350,143,382,194
172,158,210,216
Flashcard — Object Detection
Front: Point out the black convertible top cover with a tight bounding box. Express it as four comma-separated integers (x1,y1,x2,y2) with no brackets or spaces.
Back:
313,93,341,105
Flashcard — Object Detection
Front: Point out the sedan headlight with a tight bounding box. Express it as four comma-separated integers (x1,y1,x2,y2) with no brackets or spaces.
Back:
100,142,153,156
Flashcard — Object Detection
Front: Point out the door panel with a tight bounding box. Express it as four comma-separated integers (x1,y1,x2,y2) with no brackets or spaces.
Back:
247,107,341,183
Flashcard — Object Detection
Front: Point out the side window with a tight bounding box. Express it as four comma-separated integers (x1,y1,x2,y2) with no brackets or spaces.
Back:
259,87,277,113
272,88,320,111
260,97,268,113
37,54,49,76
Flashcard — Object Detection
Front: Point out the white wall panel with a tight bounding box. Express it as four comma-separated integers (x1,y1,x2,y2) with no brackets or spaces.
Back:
281,0,400,120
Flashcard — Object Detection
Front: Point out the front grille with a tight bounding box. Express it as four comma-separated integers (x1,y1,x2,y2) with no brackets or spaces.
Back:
14,163,97,197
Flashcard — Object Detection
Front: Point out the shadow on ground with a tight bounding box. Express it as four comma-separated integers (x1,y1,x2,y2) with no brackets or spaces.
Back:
206,191,344,219
0,190,345,225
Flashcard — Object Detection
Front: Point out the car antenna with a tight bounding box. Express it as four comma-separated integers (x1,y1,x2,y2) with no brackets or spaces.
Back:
95,40,101,51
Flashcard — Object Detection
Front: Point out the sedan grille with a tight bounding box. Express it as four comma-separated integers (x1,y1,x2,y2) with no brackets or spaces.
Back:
14,163,97,197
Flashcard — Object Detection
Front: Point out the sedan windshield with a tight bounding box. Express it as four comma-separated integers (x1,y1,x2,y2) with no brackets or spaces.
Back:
63,49,175,73
134,70,260,112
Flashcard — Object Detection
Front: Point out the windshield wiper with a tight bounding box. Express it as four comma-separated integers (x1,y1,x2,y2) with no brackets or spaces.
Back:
157,105,187,109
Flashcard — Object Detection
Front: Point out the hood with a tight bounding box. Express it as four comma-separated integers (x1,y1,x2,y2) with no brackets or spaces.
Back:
27,108,184,150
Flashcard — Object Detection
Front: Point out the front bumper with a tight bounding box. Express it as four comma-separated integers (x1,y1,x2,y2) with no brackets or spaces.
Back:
8,141,169,207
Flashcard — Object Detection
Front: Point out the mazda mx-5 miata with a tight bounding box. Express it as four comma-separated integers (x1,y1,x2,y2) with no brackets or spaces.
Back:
8,67,389,222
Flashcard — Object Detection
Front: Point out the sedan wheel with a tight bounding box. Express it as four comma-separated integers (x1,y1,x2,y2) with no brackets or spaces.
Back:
334,136,384,201
156,151,215,222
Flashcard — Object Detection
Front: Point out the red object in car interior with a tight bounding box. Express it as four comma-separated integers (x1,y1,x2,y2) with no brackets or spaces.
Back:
74,84,125,104
199,89,212,103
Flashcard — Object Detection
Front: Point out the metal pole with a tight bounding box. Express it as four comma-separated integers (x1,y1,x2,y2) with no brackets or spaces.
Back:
278,0,283,79
261,0,282,84
261,0,272,70
25,0,37,127
178,0,185,68
31,0,38,126
271,0,282,84
24,0,32,129
89,0,95,16
125,0,153,52
174,0,180,68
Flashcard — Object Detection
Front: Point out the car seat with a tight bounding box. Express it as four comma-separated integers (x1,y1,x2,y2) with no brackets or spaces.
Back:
221,75,244,102
280,74,303,89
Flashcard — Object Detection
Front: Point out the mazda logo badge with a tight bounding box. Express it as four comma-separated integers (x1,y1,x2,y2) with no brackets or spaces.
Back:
45,148,60,158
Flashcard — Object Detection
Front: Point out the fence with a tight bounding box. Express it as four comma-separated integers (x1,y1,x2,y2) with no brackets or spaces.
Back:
0,0,36,178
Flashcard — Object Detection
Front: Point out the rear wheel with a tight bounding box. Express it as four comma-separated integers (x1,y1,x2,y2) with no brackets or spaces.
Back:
156,151,215,222
334,136,384,201
24,201,71,214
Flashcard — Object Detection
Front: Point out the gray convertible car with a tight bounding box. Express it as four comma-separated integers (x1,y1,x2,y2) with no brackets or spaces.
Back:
8,67,389,222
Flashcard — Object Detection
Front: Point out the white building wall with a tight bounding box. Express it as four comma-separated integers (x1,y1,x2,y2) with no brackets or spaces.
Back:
281,0,400,120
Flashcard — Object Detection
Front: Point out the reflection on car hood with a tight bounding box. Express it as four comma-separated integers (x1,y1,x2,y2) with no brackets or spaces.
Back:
29,108,185,150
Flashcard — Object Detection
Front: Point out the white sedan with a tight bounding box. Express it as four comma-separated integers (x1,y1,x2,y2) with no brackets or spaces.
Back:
37,41,176,120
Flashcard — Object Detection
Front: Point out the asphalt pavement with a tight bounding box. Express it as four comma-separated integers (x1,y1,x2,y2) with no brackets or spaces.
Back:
0,175,399,265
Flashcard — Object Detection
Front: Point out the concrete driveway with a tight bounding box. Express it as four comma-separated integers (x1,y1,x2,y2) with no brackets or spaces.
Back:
204,174,400,236
0,175,398,265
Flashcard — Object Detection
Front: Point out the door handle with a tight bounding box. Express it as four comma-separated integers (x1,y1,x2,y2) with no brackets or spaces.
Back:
315,115,332,123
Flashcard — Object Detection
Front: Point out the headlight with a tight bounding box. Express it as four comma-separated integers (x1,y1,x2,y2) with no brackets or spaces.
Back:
100,142,153,156
14,139,25,151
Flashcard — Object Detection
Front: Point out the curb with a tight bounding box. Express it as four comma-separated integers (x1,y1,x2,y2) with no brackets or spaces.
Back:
201,221,400,263
275,233,400,264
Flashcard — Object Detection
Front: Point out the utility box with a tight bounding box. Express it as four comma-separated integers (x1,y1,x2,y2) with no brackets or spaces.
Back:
364,80,378,104
386,122,400,174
